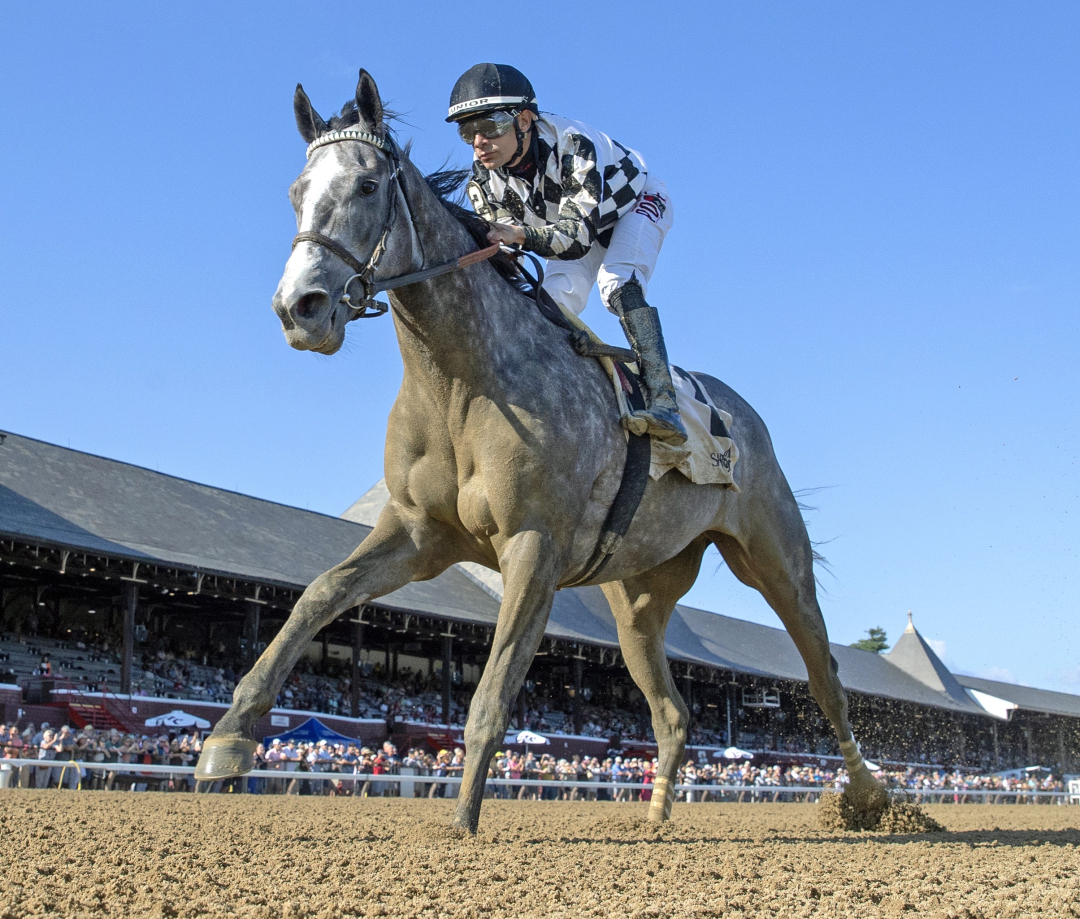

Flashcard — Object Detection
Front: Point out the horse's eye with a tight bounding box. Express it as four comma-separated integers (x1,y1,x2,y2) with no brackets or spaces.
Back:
360,179,378,196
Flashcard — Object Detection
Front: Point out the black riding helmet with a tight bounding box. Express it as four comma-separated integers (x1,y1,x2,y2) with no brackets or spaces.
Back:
446,63,538,123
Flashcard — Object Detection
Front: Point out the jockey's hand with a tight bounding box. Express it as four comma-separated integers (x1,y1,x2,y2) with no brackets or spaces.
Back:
486,222,526,247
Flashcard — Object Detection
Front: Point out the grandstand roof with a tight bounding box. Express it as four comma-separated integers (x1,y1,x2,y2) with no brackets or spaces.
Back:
0,431,497,624
955,675,1080,719
2,429,1073,720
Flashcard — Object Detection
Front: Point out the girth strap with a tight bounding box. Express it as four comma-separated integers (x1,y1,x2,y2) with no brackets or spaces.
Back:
559,369,652,589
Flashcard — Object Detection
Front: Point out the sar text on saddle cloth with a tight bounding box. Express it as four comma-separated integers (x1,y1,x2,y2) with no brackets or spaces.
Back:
651,366,739,489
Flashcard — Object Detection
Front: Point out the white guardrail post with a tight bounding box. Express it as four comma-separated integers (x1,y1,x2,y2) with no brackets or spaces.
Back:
0,760,1074,803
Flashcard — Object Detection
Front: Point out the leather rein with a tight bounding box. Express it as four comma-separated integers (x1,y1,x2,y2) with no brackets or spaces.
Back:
291,129,499,318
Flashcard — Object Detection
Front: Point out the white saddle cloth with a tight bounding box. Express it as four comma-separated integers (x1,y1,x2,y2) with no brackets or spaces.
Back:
650,366,739,487
556,306,739,488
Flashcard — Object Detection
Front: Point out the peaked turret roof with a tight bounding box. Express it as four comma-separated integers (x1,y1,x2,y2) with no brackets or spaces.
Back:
885,612,974,708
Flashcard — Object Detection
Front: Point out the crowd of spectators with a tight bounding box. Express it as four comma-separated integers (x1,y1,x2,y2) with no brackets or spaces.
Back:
2,632,1071,782
0,722,202,791
1,640,849,761
2,720,1069,803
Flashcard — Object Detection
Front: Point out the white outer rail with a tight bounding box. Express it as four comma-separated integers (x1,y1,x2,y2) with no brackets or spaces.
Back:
2,760,1073,802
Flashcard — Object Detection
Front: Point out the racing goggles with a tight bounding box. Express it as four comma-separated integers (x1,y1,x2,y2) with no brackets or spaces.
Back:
457,110,518,144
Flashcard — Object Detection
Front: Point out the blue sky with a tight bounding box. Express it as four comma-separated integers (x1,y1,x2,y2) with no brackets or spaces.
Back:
2,3,1077,692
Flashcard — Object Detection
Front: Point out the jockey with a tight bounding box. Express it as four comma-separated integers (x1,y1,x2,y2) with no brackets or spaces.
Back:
447,63,687,445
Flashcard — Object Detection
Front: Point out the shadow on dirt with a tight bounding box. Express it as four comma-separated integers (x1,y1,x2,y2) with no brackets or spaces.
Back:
502,828,1080,849
797,828,1080,848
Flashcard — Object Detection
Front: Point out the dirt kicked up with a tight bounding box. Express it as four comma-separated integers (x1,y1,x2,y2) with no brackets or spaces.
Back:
0,792,1077,919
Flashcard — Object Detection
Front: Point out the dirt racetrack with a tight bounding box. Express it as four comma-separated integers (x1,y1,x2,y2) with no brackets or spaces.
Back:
1,792,1077,919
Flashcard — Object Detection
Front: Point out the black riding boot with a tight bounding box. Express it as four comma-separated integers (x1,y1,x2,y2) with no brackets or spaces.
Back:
609,280,688,446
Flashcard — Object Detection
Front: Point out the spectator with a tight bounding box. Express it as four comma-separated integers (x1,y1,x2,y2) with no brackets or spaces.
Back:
264,739,286,794
35,729,57,788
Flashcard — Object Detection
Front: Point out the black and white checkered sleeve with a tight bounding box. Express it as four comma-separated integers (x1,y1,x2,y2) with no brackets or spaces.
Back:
521,134,604,260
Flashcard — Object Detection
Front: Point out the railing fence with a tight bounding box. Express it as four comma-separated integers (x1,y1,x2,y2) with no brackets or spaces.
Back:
1,759,1074,804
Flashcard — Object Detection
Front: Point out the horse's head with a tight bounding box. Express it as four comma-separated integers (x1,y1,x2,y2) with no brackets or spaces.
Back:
272,70,417,354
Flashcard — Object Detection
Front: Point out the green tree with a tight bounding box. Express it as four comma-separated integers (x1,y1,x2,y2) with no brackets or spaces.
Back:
850,627,889,653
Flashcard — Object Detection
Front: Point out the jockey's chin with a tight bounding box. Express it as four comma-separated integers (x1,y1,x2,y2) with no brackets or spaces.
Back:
476,147,509,169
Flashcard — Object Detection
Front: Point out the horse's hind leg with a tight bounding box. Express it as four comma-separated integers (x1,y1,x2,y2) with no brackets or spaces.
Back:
710,490,886,811
196,505,460,781
602,537,711,823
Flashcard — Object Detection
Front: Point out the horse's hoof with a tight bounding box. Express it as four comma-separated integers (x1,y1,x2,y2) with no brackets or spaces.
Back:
848,775,889,809
194,735,257,781
646,807,668,825
838,779,888,830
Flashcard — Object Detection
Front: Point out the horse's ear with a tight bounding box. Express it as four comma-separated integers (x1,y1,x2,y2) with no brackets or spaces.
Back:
355,69,385,138
294,83,328,144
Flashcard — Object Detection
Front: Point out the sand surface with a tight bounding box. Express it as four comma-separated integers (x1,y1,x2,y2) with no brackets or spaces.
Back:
0,792,1077,918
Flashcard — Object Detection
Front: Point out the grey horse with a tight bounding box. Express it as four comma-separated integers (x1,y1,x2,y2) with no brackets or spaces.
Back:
196,70,887,833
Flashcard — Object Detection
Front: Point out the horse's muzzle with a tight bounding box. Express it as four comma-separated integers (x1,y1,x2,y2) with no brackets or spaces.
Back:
273,288,341,352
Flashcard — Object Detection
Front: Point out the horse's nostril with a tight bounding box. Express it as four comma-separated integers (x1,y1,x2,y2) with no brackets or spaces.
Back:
295,291,327,320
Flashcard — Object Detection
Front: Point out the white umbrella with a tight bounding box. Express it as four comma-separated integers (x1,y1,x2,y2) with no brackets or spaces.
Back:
512,730,549,746
720,746,754,760
144,709,211,729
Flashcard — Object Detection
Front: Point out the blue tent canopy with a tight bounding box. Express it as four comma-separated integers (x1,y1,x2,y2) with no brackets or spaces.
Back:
263,717,359,747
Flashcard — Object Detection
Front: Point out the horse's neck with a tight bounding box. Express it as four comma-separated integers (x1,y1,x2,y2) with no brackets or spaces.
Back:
387,162,554,396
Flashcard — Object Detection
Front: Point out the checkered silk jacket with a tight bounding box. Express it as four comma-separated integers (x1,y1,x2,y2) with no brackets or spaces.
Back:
466,113,648,260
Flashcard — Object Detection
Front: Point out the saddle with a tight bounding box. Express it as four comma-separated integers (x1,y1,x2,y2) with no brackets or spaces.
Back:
509,254,738,588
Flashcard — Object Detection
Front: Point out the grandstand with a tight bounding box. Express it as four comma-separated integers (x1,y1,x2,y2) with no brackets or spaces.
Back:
1,429,1077,772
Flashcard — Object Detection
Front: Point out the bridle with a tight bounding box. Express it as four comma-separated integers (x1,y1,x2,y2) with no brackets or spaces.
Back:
291,129,499,318
291,129,404,319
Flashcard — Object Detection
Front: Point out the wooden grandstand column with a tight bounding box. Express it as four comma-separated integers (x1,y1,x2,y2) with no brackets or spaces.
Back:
572,654,585,735
726,679,738,748
683,670,694,735
243,599,261,671
442,632,453,726
350,612,365,718
121,582,137,694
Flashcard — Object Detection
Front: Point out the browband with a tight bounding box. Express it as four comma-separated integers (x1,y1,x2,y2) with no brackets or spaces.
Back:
306,129,387,158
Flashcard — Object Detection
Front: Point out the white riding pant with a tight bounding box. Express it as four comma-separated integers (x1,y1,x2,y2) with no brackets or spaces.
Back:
541,179,673,316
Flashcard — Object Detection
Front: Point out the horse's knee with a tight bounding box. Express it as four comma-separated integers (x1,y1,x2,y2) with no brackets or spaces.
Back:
302,567,353,611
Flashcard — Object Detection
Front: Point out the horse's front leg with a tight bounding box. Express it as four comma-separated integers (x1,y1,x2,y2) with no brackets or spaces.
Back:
451,529,562,834
195,506,459,781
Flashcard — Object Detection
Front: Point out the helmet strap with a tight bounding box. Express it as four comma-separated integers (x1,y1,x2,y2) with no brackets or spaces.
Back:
508,113,533,169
